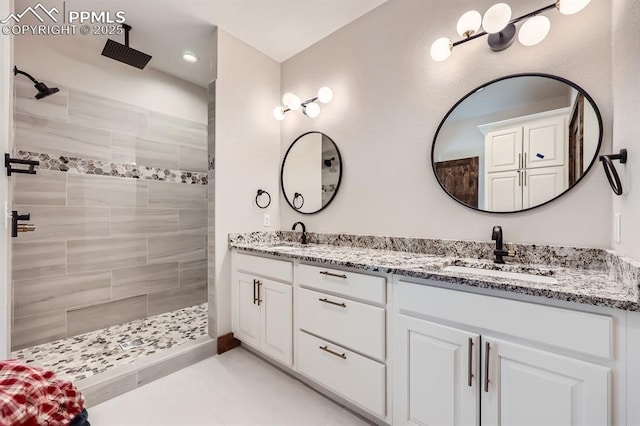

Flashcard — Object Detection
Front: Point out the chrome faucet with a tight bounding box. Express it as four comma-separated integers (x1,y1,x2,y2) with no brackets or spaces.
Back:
292,221,307,245
491,225,509,264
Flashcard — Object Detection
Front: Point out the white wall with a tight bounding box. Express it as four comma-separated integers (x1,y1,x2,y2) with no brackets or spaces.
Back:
215,30,281,335
612,0,640,259
0,0,14,358
15,35,207,123
280,0,613,248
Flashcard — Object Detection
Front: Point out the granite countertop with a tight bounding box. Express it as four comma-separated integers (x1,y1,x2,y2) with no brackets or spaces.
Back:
229,232,640,312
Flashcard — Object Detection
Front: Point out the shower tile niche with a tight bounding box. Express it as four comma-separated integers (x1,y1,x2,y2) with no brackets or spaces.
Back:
10,78,209,350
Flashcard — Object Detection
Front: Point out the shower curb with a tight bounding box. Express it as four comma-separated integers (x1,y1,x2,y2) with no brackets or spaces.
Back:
76,335,217,407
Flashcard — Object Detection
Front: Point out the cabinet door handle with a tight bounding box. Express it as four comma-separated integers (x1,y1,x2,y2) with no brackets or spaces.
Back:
253,279,258,305
319,345,347,359
524,152,527,167
519,153,522,169
518,170,522,187
484,341,490,393
319,271,347,279
257,280,263,306
468,337,473,387
524,170,527,186
319,298,346,308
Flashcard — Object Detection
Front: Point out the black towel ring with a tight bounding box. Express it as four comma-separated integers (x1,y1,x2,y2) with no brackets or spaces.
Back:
599,149,627,196
293,192,305,210
255,189,271,209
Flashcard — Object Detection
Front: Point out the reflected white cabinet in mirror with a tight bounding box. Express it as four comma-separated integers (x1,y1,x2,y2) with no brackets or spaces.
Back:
281,131,342,214
432,74,602,213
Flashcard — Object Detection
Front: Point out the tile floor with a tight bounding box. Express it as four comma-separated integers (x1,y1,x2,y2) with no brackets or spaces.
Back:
11,303,208,382
89,347,370,426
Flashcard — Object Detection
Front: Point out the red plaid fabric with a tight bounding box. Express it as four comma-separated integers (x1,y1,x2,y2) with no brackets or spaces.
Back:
0,360,85,426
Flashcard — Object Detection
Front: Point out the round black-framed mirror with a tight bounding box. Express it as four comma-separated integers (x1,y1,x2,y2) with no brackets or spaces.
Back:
281,131,343,215
432,73,603,213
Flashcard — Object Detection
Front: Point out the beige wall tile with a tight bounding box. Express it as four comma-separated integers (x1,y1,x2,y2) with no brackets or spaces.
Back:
68,89,148,135
13,271,111,317
111,208,178,237
68,174,148,208
148,181,206,209
67,295,147,336
148,111,207,149
12,241,66,280
12,310,66,350
14,113,111,160
148,284,206,316
148,235,206,264
179,146,208,172
13,170,66,206
178,209,207,234
112,263,179,299
112,133,180,169
179,259,207,287
67,238,147,273
13,205,110,242
14,79,68,121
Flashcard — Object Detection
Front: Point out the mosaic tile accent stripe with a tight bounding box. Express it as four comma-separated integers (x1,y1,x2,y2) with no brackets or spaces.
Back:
11,303,208,382
16,151,208,185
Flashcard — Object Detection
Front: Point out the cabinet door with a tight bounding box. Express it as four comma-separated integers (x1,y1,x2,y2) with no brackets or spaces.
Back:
260,279,293,366
232,272,261,348
481,337,610,426
524,116,567,169
523,166,567,209
485,170,522,212
393,314,480,426
485,127,523,173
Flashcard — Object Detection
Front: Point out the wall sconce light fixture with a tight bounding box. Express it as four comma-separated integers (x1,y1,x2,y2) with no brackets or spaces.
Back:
430,0,591,62
273,87,333,120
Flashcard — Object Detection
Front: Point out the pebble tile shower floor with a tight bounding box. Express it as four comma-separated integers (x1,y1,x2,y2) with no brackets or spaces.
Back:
11,303,208,382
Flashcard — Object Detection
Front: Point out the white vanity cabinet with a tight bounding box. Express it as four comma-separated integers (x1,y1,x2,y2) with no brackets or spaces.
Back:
393,280,613,426
232,252,293,366
296,264,388,418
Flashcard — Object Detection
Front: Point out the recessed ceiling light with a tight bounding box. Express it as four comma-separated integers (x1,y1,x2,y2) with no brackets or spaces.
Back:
182,51,198,63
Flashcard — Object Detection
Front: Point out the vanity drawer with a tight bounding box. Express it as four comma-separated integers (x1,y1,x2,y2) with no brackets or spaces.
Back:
298,264,385,305
234,252,292,283
297,330,386,417
298,288,385,361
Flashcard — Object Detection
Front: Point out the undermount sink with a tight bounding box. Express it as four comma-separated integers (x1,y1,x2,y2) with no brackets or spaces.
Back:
442,265,559,285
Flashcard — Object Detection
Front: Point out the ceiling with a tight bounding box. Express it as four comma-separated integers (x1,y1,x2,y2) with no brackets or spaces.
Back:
14,0,389,87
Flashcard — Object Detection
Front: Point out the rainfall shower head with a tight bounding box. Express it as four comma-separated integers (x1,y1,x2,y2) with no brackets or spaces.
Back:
101,24,152,69
13,66,60,100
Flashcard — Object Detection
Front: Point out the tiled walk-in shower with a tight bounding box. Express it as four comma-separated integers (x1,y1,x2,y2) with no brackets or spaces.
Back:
11,303,208,382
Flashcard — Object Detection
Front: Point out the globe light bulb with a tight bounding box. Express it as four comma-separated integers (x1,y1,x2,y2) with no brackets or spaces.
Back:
518,15,551,46
273,106,286,121
483,3,512,33
557,0,591,15
457,10,482,37
282,92,301,110
303,102,320,118
430,37,452,62
317,87,333,104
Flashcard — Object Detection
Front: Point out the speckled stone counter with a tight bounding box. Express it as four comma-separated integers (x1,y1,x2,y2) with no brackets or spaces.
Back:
229,232,640,311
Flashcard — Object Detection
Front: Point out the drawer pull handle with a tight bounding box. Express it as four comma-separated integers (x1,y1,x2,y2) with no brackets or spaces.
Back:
319,298,346,308
319,271,347,279
319,345,347,359
484,341,490,393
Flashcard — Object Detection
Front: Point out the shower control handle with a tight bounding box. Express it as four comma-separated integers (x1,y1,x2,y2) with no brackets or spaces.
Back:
11,211,35,238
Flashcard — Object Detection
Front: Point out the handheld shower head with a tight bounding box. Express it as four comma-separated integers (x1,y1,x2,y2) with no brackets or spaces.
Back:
14,66,60,100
